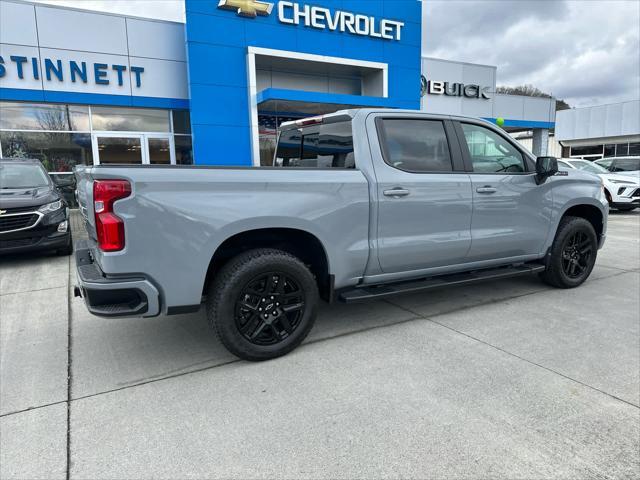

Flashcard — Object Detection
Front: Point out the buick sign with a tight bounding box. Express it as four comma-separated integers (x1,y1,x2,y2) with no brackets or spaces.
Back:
421,76,491,100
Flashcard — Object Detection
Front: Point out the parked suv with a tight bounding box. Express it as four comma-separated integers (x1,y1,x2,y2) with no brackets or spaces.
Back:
0,158,72,255
557,158,639,211
595,156,640,175
74,109,608,361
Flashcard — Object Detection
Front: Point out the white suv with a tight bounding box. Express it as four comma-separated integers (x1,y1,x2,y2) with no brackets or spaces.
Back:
558,158,639,211
595,156,640,175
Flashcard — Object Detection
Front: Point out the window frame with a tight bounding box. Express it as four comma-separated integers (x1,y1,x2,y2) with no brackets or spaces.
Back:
454,121,535,175
375,117,464,174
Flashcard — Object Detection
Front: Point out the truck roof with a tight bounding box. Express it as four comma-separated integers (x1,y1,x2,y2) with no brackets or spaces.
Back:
278,108,496,130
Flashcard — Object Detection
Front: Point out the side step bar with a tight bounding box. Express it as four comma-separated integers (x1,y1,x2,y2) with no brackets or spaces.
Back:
339,263,545,303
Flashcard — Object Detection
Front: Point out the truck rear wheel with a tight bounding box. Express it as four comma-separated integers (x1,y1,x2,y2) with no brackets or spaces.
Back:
540,216,597,289
206,248,319,361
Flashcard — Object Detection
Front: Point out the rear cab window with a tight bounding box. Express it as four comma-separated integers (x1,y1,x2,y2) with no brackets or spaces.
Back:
274,121,355,168
377,119,454,172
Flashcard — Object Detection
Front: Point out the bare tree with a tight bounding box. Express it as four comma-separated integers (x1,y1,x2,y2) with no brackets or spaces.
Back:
496,84,571,111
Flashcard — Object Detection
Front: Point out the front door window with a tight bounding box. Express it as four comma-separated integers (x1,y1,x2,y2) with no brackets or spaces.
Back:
460,123,526,173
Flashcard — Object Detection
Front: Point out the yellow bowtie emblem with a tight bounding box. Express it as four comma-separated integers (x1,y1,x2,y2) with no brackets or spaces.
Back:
218,0,274,17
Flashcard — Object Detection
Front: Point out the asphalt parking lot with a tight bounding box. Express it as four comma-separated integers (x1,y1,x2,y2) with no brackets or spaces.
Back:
1,211,639,480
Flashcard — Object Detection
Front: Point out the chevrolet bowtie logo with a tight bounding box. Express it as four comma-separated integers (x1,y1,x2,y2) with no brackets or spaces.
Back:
218,0,274,17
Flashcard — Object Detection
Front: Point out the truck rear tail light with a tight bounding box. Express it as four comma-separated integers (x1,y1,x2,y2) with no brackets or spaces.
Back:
93,180,131,252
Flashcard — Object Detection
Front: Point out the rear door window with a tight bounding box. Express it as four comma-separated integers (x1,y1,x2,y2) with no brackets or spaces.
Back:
378,119,453,172
274,122,355,168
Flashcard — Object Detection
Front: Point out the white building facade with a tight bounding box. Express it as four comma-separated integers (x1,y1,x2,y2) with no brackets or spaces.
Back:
555,100,640,160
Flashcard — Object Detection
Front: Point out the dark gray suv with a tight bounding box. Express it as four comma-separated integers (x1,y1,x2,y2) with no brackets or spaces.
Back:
0,158,72,256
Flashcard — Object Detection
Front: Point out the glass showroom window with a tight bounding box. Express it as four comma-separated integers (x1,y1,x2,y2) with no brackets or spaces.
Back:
0,102,92,172
0,131,93,172
1,102,194,168
91,106,171,132
0,102,90,131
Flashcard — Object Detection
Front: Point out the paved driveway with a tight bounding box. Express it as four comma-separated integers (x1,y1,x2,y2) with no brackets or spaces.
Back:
1,212,639,479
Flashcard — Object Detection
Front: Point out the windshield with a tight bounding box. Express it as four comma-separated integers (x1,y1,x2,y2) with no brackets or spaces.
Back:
557,160,573,171
570,160,609,174
0,163,50,189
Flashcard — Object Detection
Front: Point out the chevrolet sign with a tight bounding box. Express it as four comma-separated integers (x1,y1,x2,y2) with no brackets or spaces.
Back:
218,0,405,41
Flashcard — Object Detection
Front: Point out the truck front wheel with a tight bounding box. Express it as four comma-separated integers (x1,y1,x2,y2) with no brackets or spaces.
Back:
206,249,319,361
540,216,598,289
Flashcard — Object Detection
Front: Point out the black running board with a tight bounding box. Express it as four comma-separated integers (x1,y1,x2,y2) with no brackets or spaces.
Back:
339,263,545,303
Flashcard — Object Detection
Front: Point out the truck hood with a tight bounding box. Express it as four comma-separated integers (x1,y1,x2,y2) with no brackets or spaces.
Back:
0,186,59,209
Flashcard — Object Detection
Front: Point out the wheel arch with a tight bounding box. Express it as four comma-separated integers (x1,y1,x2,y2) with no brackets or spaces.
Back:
560,203,605,239
204,228,332,301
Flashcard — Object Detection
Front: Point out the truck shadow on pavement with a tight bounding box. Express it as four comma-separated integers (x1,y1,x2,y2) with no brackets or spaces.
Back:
68,271,551,400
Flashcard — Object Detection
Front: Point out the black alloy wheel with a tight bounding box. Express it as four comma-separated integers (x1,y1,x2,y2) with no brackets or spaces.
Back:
561,231,592,279
234,272,305,346
206,249,319,361
540,216,598,289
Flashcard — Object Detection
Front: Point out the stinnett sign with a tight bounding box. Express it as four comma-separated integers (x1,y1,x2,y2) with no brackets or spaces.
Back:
218,0,405,41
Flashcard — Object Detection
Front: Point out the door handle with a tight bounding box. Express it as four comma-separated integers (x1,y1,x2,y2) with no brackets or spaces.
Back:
383,188,410,197
476,186,497,194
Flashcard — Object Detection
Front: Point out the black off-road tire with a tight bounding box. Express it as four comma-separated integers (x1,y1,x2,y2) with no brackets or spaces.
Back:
540,216,598,289
206,248,319,361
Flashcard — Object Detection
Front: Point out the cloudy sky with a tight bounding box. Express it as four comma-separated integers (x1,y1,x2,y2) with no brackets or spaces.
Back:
33,0,640,107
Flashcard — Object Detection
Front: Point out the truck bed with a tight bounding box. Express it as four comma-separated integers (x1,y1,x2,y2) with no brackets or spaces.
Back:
75,164,372,313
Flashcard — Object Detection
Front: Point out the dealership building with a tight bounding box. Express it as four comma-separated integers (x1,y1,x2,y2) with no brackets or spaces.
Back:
1,0,559,171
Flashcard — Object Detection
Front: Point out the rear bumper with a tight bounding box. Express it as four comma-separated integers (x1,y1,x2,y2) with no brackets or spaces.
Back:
611,199,639,209
74,239,161,318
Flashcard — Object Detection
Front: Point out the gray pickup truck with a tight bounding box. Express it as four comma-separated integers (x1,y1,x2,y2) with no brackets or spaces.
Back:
75,109,608,360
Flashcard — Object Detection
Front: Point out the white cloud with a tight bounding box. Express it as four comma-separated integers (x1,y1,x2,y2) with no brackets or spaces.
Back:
33,0,640,107
423,0,640,107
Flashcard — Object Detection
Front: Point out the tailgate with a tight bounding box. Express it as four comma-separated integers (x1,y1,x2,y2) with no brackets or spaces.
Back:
73,166,97,240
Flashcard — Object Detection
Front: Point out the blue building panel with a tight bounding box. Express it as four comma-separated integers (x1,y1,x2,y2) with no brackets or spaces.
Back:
186,44,247,86
189,84,250,127
185,0,422,166
192,124,254,166
244,21,298,51
185,12,247,46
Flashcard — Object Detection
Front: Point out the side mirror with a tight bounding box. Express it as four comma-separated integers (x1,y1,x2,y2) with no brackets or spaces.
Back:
535,156,558,185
